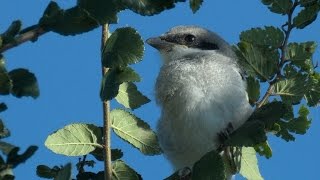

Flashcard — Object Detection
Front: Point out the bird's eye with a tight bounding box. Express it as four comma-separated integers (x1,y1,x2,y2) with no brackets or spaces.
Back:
184,34,196,43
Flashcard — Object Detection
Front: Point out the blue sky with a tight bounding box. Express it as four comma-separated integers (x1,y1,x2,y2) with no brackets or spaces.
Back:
1,1,319,179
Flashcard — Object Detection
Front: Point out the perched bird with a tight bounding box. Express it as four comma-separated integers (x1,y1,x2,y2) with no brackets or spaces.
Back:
146,26,253,171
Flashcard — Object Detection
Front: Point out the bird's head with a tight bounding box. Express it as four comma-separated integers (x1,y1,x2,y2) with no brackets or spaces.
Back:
146,25,236,63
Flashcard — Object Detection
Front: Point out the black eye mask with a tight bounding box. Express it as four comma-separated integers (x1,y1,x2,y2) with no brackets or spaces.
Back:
161,34,220,50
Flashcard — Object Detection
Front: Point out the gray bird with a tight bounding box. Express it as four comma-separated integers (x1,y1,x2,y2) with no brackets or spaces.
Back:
146,26,253,172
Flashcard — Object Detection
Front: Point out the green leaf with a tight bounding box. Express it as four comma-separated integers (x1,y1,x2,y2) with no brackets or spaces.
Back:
7,146,38,168
300,0,318,7
37,165,60,179
239,147,263,180
77,0,121,24
45,123,103,156
102,27,144,68
192,150,226,180
235,42,278,81
240,26,284,48
115,67,141,83
246,76,260,105
116,0,186,16
91,148,123,162
0,103,7,113
261,0,292,15
8,68,39,98
0,141,15,155
111,109,162,155
286,41,317,73
293,3,320,29
39,2,99,36
112,160,141,180
0,55,6,72
190,0,203,13
276,105,311,141
0,120,10,139
1,20,22,45
115,82,150,110
305,72,320,106
100,69,121,101
55,163,72,180
254,141,272,159
273,74,309,105
0,72,11,95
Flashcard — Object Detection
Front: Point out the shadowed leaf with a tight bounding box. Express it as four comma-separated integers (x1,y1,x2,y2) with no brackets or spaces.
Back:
190,0,203,13
192,150,225,180
102,27,144,68
91,148,123,161
7,146,38,168
37,165,60,179
8,68,39,98
293,3,320,29
55,163,71,180
246,76,260,105
261,0,292,15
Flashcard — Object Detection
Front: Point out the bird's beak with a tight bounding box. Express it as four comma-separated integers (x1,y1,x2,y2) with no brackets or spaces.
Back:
146,37,172,50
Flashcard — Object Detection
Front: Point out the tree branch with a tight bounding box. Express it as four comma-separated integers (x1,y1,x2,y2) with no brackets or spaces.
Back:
0,25,47,54
256,1,299,108
101,24,112,180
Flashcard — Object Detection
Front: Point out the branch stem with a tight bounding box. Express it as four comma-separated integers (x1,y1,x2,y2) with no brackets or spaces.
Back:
101,24,112,180
0,25,47,53
256,1,299,108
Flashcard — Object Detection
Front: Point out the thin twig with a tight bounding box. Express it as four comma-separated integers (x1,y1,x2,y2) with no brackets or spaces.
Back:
0,26,47,53
101,24,112,180
78,155,87,174
256,1,299,108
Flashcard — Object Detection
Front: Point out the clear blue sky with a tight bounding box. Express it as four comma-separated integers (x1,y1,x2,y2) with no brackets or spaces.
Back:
1,1,319,179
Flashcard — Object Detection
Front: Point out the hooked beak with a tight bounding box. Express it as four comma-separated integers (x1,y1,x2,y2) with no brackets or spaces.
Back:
146,37,172,51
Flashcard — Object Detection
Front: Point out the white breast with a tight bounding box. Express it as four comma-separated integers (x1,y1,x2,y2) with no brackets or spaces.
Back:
155,53,253,170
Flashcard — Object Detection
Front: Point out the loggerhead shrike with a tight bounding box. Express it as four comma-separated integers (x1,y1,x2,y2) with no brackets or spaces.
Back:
146,26,253,172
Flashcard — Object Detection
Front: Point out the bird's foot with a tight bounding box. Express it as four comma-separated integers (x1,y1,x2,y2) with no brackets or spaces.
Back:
178,167,192,180
217,123,234,151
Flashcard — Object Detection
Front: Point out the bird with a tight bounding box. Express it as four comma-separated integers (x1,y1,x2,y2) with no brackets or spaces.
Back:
146,26,254,173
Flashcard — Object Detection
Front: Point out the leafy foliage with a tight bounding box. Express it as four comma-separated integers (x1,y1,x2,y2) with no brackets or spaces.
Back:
45,124,103,156
261,0,293,15
240,26,284,48
246,76,261,105
115,82,150,110
192,150,226,180
111,109,162,155
102,27,144,68
239,147,263,180
112,160,141,180
8,69,39,98
190,0,203,13
293,2,320,29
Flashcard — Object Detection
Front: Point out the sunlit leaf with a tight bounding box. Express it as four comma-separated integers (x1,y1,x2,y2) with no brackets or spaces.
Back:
261,0,292,15
192,150,225,180
273,74,309,105
293,3,320,29
117,0,186,16
305,72,320,106
112,160,141,180
240,26,284,48
111,109,162,155
115,82,150,110
239,147,263,180
235,42,278,81
8,68,39,98
45,124,103,156
102,27,144,68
